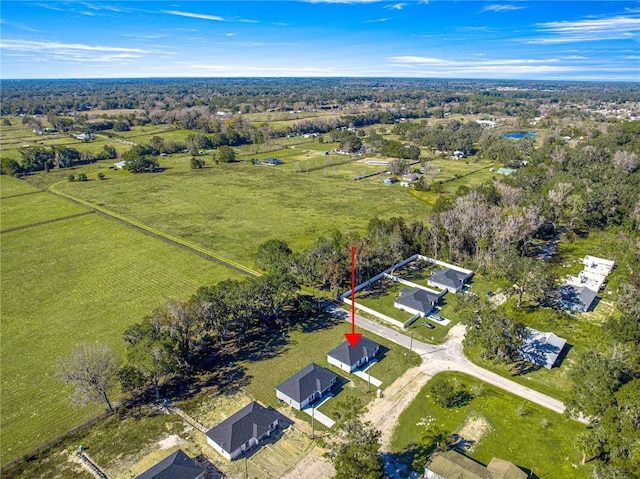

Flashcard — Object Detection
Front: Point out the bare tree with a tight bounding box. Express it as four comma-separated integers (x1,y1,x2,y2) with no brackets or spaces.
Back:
612,150,638,174
58,343,119,413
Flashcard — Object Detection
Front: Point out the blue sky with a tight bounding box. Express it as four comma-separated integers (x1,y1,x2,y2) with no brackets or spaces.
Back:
1,1,639,81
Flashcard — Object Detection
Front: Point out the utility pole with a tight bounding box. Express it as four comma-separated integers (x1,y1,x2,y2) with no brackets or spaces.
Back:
311,406,315,440
368,367,371,392
245,454,248,479
410,329,414,352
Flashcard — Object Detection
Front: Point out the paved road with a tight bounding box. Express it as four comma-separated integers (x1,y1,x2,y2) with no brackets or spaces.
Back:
325,303,580,420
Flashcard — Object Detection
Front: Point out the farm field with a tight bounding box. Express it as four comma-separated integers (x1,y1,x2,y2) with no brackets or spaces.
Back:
390,372,590,479
0,187,244,464
44,158,428,266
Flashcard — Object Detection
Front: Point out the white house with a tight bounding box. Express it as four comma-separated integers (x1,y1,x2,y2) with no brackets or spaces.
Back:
519,328,567,369
275,363,337,410
394,287,444,317
327,337,380,373
427,267,473,293
583,255,615,276
205,401,280,461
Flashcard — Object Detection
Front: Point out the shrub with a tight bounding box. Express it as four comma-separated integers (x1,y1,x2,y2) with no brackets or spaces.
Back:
97,172,105,180
67,174,75,182
77,173,88,182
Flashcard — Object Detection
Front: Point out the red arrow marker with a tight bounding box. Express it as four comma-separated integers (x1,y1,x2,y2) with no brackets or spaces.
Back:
345,245,362,348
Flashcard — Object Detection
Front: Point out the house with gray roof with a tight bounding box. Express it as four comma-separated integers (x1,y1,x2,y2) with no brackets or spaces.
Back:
394,287,444,317
559,284,597,312
135,449,205,479
519,328,567,369
428,267,473,293
327,337,380,373
205,401,280,461
425,450,527,479
275,363,337,410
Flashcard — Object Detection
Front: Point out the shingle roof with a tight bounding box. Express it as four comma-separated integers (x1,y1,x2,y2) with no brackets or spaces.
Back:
487,458,528,479
327,337,380,368
425,450,488,479
429,268,470,290
560,284,597,311
395,287,442,315
519,328,567,369
205,402,279,455
135,449,202,479
275,363,337,403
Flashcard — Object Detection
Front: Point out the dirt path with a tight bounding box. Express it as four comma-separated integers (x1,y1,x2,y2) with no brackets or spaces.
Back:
280,445,334,479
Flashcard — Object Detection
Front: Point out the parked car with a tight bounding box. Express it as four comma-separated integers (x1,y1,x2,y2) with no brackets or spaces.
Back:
486,291,495,297
421,321,435,329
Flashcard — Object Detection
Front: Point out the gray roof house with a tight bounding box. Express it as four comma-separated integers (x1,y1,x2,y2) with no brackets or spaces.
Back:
135,449,204,479
560,284,597,312
394,287,444,317
327,337,380,373
276,363,337,410
205,401,280,461
425,450,527,479
519,328,567,369
262,157,283,166
428,267,473,293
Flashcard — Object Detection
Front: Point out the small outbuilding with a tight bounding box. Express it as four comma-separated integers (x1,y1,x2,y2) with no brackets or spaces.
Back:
205,401,280,461
327,337,380,373
262,157,283,166
275,363,337,410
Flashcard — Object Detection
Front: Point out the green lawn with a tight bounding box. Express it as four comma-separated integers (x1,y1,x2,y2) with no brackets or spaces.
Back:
1,175,41,197
390,372,590,479
1,212,243,464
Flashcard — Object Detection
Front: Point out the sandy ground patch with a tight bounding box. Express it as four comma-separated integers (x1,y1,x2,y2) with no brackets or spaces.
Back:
454,416,491,452
158,434,184,449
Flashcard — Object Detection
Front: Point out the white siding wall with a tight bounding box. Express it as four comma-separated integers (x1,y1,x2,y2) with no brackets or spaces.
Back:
328,355,353,372
207,436,232,461
276,389,301,410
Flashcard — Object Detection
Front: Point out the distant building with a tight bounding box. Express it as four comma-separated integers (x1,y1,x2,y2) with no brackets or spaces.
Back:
275,363,337,410
497,167,516,175
583,255,615,276
383,177,398,184
262,157,283,166
135,449,205,479
519,328,567,369
402,172,420,182
476,120,497,128
205,401,280,461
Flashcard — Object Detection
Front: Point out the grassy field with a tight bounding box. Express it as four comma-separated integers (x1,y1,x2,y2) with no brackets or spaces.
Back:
0,189,243,464
390,372,590,479
40,158,427,266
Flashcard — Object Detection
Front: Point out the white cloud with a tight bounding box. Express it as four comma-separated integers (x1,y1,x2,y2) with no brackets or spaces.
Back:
162,10,225,22
385,3,406,10
365,18,389,23
528,15,640,44
300,0,382,4
226,33,236,37
480,4,526,13
0,40,152,53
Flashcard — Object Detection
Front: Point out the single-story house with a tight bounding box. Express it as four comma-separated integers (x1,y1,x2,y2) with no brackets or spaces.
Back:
262,157,282,166
497,167,516,175
566,270,606,292
428,267,473,294
402,172,420,182
276,363,337,410
425,450,527,479
583,255,615,276
205,401,280,461
519,328,567,369
559,284,597,312
135,449,205,479
74,133,92,141
476,120,497,128
394,287,444,318
327,337,380,373
114,160,127,169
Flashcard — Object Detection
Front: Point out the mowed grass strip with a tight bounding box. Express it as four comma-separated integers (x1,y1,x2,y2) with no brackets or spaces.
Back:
1,176,42,197
0,213,243,464
390,372,590,479
1,190,87,231
52,161,428,265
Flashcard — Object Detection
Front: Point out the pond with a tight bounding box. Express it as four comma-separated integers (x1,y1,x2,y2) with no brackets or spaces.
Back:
502,131,536,139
